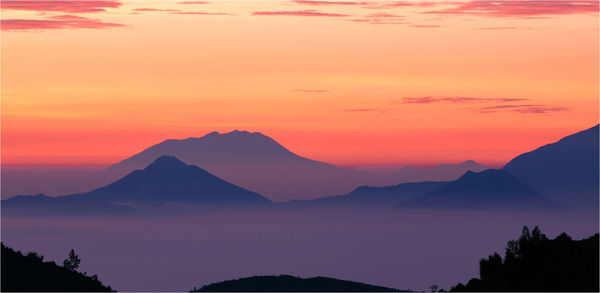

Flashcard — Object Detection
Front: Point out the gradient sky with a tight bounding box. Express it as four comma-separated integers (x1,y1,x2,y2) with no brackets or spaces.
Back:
1,0,598,168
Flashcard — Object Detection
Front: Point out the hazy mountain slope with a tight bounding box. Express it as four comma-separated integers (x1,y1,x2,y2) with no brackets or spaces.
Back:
503,124,599,206
401,169,560,209
282,181,448,208
396,160,488,182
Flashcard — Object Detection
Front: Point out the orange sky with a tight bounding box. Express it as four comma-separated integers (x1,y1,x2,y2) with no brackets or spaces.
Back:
1,1,598,168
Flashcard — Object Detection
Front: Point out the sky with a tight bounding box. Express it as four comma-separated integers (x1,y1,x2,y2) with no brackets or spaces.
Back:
1,0,598,168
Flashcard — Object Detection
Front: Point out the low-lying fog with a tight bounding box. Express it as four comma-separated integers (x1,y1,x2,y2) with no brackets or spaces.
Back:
2,207,597,291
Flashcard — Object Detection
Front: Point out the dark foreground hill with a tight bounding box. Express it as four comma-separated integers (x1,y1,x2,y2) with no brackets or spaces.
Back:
1,243,113,292
191,275,402,292
451,226,599,292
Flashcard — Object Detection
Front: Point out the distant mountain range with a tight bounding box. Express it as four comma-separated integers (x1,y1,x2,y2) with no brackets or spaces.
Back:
284,169,560,210
191,275,401,292
400,169,560,209
4,125,597,212
3,156,271,215
102,130,488,202
282,181,447,208
503,124,599,207
396,160,488,182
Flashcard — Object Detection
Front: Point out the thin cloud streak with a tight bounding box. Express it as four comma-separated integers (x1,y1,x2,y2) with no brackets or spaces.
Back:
478,104,569,114
1,0,122,13
398,96,529,104
2,15,126,31
134,8,181,12
252,10,350,17
424,1,599,17
170,11,231,15
365,12,403,18
291,0,368,5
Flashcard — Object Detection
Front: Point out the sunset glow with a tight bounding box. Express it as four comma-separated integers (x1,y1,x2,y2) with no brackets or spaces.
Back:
2,0,598,167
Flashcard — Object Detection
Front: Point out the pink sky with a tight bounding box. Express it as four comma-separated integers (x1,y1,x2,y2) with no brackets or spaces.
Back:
1,0,598,167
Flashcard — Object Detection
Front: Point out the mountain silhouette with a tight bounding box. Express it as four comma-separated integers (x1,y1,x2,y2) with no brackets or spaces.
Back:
396,160,488,182
282,181,447,208
87,156,270,205
401,169,560,209
103,131,376,202
191,275,401,292
2,156,271,215
503,124,599,207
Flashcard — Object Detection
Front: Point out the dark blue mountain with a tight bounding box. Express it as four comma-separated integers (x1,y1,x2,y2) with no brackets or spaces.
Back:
2,156,271,215
503,124,599,207
400,169,560,209
281,181,448,208
86,156,271,205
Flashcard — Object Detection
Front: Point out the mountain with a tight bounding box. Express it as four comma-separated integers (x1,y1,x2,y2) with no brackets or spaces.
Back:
86,156,271,205
2,156,271,215
396,160,488,182
103,131,376,202
503,124,599,207
401,169,560,209
191,275,401,292
1,243,113,292
282,181,447,208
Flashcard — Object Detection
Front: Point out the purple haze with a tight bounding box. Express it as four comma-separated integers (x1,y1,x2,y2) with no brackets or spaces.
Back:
2,207,597,291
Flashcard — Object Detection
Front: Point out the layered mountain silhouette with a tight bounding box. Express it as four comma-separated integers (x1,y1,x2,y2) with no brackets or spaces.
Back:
401,169,560,209
282,181,447,208
396,160,488,182
87,156,270,205
103,131,377,202
3,156,271,215
191,275,401,292
102,130,490,202
503,124,599,207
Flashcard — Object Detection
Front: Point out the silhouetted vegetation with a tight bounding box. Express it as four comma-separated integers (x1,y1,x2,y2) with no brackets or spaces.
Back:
451,226,599,292
63,248,81,271
1,243,113,292
191,275,403,292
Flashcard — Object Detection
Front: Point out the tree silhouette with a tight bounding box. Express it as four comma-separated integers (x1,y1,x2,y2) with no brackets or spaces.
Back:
451,226,599,292
63,249,81,271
